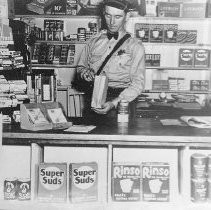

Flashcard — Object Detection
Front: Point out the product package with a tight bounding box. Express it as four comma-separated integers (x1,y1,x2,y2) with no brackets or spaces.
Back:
112,163,141,201
91,75,108,108
142,162,170,202
178,48,194,67
69,162,98,203
37,162,67,202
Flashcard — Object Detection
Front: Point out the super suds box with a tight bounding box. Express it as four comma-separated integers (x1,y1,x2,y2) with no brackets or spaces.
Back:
69,162,98,203
112,163,141,201
37,163,67,202
142,162,170,202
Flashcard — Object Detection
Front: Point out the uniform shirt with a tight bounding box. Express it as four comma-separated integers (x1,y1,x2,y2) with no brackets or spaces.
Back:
77,30,145,103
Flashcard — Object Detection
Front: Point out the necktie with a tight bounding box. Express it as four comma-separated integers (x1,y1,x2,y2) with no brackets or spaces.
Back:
107,32,119,40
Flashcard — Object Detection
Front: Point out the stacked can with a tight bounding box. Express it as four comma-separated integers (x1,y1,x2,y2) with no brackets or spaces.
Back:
207,154,211,201
4,178,31,201
191,153,208,202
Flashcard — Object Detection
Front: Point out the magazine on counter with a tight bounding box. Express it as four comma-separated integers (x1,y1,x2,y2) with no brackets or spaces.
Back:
180,116,211,128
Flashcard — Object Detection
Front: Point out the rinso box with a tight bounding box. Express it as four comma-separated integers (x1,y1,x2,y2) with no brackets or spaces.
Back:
37,163,67,202
142,162,170,202
112,163,141,201
69,162,98,203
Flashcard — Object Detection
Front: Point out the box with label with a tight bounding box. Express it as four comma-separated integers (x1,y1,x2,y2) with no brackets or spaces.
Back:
200,80,209,91
69,162,98,203
157,2,181,17
37,162,67,202
194,49,210,68
177,30,197,44
142,162,170,202
135,23,149,42
145,54,161,67
181,3,207,18
207,0,211,17
112,163,141,202
77,0,103,15
145,0,158,16
164,24,178,43
152,80,169,90
178,48,194,67
149,24,164,43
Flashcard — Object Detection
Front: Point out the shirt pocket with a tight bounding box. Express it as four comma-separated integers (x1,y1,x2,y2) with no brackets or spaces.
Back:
115,53,131,67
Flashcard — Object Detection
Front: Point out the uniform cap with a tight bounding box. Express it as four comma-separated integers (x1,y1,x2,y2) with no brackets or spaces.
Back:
103,0,129,12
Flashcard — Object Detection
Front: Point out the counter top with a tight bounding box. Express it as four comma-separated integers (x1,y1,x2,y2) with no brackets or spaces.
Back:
2,117,211,147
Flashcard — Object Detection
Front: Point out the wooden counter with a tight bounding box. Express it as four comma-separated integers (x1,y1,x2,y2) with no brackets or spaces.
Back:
2,118,211,147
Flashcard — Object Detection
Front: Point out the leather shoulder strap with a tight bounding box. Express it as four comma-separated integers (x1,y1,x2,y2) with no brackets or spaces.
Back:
96,33,131,76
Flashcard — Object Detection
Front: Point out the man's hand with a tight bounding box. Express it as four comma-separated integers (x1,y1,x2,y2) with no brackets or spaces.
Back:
81,69,95,82
92,101,115,115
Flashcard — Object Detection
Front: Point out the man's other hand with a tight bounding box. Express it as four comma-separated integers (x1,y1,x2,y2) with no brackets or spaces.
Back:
81,69,95,82
92,101,115,115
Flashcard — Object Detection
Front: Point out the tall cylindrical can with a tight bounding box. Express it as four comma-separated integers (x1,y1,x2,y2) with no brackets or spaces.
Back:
17,178,31,201
4,177,17,200
191,153,207,179
117,100,129,123
191,178,207,202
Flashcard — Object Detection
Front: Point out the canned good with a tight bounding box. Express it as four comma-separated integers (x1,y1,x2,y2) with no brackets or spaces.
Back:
191,153,207,179
4,178,18,200
117,100,129,123
17,178,31,201
207,179,211,200
207,154,211,179
191,178,207,202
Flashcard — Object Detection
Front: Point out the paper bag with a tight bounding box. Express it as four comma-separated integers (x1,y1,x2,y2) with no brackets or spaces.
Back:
91,75,108,108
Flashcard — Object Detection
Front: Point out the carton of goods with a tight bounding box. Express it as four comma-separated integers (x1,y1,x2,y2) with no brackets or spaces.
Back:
181,3,207,18
135,23,150,42
157,2,181,17
112,163,141,201
163,24,178,43
69,162,98,203
142,162,170,202
149,24,164,43
91,75,108,109
178,48,194,67
37,162,67,202
194,49,210,68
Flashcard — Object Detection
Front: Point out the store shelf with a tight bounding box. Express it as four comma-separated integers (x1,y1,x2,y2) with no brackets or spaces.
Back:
146,67,211,71
130,16,211,22
143,43,211,47
31,64,75,69
15,15,99,19
144,90,211,94
36,40,87,45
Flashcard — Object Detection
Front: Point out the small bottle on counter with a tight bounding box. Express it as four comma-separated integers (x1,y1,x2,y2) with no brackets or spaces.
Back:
117,100,129,123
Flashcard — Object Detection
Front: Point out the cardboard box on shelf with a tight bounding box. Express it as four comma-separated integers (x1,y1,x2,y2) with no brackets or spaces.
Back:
157,2,181,17
181,3,207,18
37,162,67,202
112,163,141,201
163,24,178,43
135,23,150,42
149,24,164,43
194,49,210,68
69,162,98,203
178,48,194,67
142,162,170,202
